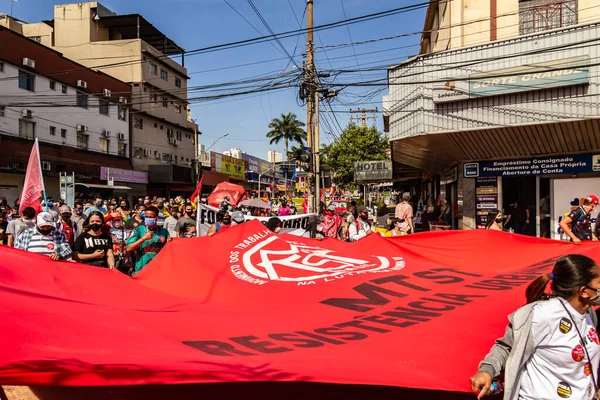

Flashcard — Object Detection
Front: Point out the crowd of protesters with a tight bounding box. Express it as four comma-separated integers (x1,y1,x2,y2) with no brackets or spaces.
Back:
0,195,200,276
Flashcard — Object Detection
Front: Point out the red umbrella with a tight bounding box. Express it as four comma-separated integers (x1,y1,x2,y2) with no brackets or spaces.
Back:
207,182,246,208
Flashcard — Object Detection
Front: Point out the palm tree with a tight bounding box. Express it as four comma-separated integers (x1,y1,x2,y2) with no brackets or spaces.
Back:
287,145,304,161
266,113,307,157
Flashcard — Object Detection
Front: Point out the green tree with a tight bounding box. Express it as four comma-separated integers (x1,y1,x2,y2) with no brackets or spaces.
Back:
321,124,389,189
287,145,304,161
266,113,307,157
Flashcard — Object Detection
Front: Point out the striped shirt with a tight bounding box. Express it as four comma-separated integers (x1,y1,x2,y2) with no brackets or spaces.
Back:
26,231,56,256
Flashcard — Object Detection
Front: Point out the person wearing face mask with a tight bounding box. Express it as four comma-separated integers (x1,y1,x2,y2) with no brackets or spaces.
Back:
470,255,600,400
73,211,114,269
126,206,170,274
71,202,86,234
175,203,195,238
319,204,343,239
385,218,406,237
347,206,374,242
182,224,197,238
485,209,503,231
14,212,72,261
125,204,146,230
84,196,108,217
56,205,78,249
6,206,36,247
207,210,232,237
43,198,60,222
560,195,599,244
107,214,133,274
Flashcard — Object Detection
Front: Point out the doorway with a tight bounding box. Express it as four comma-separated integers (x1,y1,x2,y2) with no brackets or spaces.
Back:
502,177,536,236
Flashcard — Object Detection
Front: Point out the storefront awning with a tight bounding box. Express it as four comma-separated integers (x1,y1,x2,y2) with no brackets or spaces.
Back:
75,183,132,190
392,118,600,172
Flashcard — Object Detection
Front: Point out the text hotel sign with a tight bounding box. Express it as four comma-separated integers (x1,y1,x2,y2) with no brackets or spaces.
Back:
354,161,393,182
432,56,589,104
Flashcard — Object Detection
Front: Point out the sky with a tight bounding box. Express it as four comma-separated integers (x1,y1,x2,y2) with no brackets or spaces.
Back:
5,0,427,159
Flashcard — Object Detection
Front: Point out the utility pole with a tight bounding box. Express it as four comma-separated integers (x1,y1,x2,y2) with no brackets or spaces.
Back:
304,0,316,213
349,108,378,128
314,91,320,210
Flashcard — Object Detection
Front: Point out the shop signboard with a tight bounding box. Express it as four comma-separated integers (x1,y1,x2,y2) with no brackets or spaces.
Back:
475,177,498,229
100,166,148,184
211,152,246,180
242,154,283,181
464,154,600,178
354,160,393,182
433,56,589,104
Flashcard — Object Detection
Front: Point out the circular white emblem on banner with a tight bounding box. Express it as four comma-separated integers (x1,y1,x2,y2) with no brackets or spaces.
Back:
230,236,405,285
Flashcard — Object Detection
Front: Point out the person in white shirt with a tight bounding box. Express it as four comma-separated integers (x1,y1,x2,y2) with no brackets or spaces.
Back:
471,255,600,400
348,206,375,242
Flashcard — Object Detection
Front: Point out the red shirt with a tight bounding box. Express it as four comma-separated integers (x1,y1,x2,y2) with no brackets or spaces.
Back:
60,221,75,248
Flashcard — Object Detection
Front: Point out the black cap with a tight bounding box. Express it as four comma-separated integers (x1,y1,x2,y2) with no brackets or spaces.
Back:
357,206,368,213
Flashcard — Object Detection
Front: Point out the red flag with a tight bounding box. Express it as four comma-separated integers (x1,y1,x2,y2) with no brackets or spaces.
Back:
18,139,44,215
190,176,203,203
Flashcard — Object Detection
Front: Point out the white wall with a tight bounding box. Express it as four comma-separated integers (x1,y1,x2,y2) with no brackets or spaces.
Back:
0,62,130,157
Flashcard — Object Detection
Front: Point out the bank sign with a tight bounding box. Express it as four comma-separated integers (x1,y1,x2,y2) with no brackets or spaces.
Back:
354,161,393,182
433,56,589,104
464,154,600,178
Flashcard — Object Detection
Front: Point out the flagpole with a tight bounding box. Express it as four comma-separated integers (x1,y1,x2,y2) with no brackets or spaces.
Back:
35,139,48,212
10,0,15,17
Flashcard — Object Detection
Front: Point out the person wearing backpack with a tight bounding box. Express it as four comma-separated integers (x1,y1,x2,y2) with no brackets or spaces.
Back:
559,195,599,245
347,206,374,242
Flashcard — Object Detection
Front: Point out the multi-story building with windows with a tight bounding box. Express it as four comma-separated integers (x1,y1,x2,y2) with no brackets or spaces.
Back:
385,0,600,238
6,2,199,197
0,25,132,204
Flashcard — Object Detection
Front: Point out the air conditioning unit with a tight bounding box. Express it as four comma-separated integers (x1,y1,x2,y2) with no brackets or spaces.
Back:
173,139,179,146
168,138,175,145
118,97,128,103
22,58,36,68
101,129,110,137
118,133,126,141
41,162,51,171
102,89,111,98
77,80,88,89
76,124,88,132
22,109,33,118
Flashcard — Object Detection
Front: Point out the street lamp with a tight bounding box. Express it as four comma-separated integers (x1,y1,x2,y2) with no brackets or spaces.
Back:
200,133,229,166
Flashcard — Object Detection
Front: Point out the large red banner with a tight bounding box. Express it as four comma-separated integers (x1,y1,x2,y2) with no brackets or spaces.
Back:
0,220,599,391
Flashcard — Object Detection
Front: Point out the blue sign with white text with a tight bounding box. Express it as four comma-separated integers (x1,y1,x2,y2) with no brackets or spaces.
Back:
464,154,600,178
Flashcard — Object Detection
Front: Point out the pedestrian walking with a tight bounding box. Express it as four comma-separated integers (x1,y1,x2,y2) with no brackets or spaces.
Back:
395,193,415,234
485,209,503,231
347,206,374,241
470,255,600,400
559,195,599,244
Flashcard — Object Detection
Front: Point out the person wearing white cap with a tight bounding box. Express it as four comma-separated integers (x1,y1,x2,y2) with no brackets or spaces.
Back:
14,212,72,261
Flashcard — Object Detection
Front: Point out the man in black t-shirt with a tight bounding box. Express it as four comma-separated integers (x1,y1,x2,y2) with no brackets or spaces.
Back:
0,212,8,245
559,195,598,244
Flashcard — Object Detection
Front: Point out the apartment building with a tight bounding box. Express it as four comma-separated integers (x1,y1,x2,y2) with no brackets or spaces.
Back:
0,25,132,204
8,2,199,197
385,0,600,237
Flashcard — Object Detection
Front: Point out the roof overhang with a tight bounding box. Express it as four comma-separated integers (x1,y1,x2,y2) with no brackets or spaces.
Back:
75,183,132,190
391,119,600,172
99,14,184,55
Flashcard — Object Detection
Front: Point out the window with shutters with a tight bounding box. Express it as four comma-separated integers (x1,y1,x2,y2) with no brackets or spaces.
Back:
49,126,56,136
134,117,143,129
99,138,110,154
77,133,89,149
76,92,88,109
99,99,110,115
19,119,35,139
